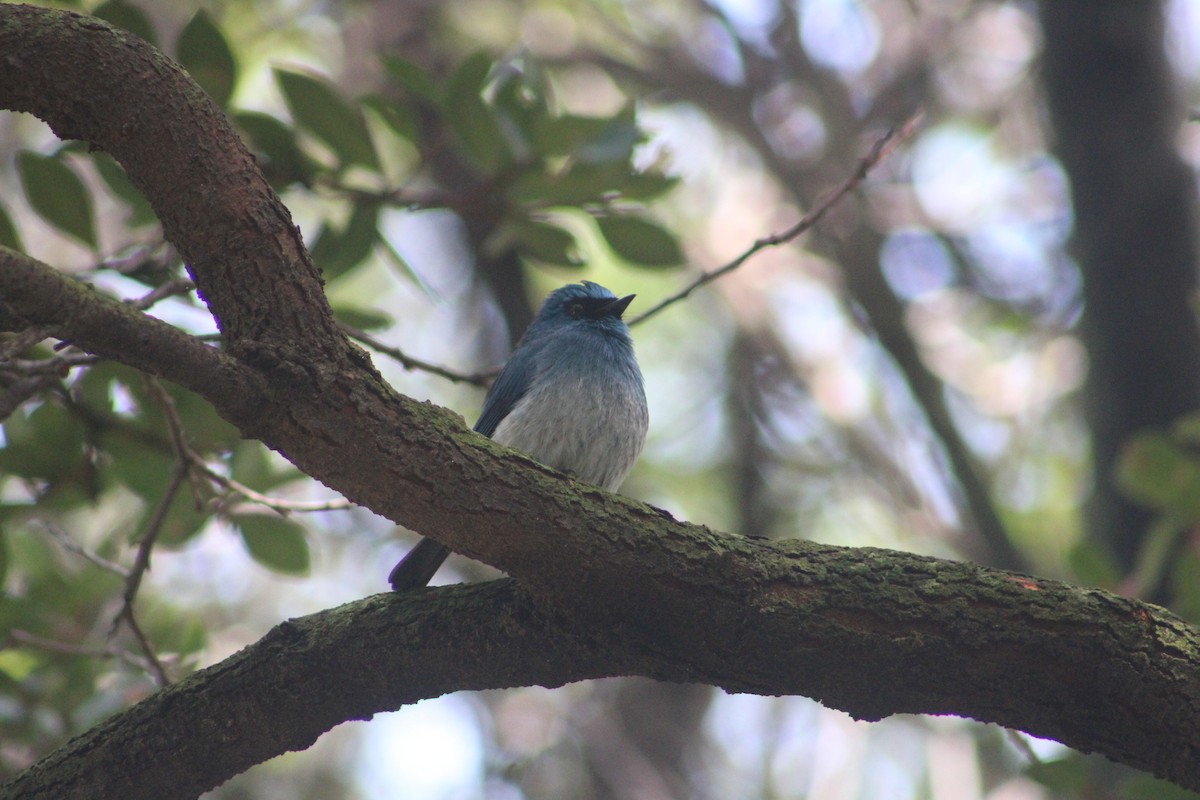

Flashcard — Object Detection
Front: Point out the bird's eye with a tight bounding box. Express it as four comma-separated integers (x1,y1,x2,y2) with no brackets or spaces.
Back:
567,301,584,318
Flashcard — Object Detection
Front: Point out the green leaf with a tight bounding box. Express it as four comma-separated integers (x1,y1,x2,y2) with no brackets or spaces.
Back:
74,360,123,414
619,170,681,201
491,72,546,159
596,214,685,268
511,219,582,267
1120,774,1200,800
1065,539,1119,588
1025,757,1088,793
234,111,316,187
310,202,379,279
230,441,298,493
383,56,437,101
177,9,238,109
101,434,175,499
0,402,87,483
92,154,156,226
1169,550,1200,625
1127,517,1183,600
92,0,158,47
0,202,23,251
533,111,640,165
443,52,507,171
509,162,628,207
275,69,379,169
0,651,40,683
1171,412,1200,445
1116,431,1200,519
235,515,311,575
154,483,215,547
16,152,97,248
362,95,420,145
153,616,208,658
333,305,394,331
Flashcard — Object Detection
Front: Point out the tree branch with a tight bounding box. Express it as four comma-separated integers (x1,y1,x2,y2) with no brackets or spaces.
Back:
0,4,342,358
0,247,265,430
6,553,1200,799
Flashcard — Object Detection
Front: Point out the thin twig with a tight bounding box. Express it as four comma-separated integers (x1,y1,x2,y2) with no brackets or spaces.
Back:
192,458,353,513
0,324,57,360
154,373,352,512
3,353,100,373
42,521,131,578
4,629,155,674
118,609,171,687
126,278,196,312
111,462,185,686
630,112,924,326
143,375,208,509
341,322,496,386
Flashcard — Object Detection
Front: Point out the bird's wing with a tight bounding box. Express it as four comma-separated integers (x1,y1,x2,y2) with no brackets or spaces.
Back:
473,346,538,437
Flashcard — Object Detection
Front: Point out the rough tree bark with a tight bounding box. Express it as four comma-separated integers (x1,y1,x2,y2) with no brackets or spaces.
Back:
2,5,1200,798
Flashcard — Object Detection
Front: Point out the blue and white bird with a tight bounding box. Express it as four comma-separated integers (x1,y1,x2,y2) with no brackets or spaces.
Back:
388,281,649,590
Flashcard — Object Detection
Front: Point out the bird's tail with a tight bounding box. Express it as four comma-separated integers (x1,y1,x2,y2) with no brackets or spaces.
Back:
388,537,451,591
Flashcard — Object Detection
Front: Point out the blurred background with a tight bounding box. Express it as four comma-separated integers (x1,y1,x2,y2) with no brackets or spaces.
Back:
3,0,1200,797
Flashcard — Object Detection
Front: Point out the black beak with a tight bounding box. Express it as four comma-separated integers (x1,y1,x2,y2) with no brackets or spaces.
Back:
595,294,635,319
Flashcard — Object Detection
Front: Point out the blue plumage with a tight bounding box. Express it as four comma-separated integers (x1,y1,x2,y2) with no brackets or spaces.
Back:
388,281,648,590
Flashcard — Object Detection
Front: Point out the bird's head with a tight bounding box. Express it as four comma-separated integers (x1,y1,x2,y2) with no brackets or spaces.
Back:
532,281,636,334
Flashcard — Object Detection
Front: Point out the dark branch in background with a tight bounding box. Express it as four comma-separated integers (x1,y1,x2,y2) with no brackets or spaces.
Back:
630,114,923,325
1040,0,1200,595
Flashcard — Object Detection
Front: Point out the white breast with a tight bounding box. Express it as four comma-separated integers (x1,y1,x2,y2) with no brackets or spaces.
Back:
491,347,648,492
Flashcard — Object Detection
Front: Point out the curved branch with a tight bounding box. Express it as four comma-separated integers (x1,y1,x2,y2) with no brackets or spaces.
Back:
0,4,343,358
6,551,1200,798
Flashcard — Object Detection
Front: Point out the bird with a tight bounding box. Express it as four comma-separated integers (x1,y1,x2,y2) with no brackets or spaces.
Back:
388,280,649,591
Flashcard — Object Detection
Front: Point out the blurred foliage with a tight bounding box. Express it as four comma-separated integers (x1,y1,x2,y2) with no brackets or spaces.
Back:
1,0,1199,798
1115,414,1200,620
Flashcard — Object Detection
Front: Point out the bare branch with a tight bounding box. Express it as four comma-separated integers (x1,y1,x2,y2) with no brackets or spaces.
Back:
631,113,923,325
4,629,156,674
111,461,185,687
143,375,208,508
193,460,353,513
126,279,197,312
42,522,131,578
341,322,496,386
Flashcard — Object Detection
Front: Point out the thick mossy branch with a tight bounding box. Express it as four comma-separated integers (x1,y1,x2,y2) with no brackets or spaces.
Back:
5,563,1200,799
